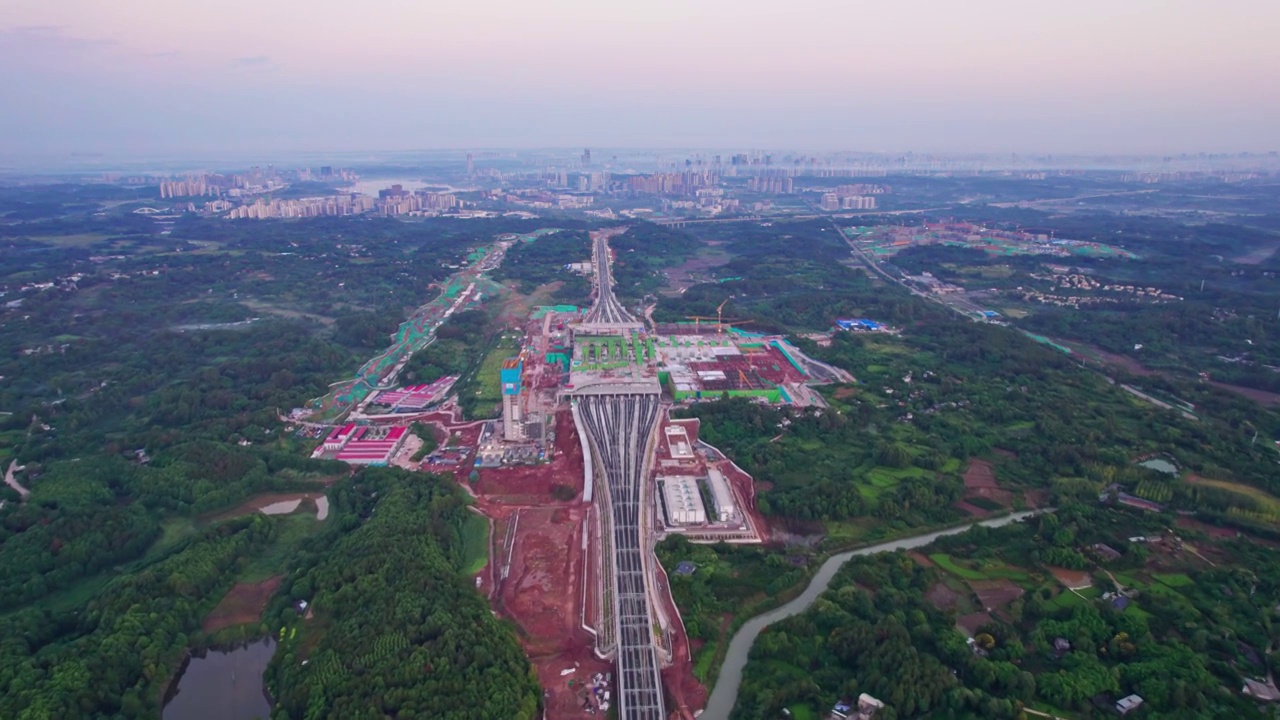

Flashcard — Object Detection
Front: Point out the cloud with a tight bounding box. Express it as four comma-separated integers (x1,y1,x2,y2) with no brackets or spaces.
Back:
230,55,271,67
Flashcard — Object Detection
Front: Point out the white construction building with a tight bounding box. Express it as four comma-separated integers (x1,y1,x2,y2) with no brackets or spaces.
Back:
706,467,737,523
661,476,707,525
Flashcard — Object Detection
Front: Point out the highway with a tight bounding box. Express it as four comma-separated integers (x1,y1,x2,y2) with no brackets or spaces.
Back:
578,393,665,719
583,230,637,325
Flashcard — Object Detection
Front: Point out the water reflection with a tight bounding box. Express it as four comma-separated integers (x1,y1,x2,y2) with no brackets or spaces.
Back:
163,638,276,720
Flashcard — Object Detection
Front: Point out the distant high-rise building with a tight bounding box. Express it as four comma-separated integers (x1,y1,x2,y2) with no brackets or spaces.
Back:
840,195,876,210
320,166,333,178
582,148,591,166
466,153,473,176
820,193,840,211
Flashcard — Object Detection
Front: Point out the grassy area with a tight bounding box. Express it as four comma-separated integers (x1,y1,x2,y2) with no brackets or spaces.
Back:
1153,572,1194,588
928,553,1032,584
15,517,200,616
693,640,717,683
459,512,490,575
823,519,874,543
929,553,987,580
1046,585,1102,612
30,572,117,616
787,704,818,720
238,512,324,583
1188,476,1280,515
142,517,198,562
25,233,111,247
857,465,932,499
458,332,521,418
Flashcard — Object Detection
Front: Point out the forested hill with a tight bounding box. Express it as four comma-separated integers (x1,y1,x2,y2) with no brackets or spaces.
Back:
0,210,549,718
0,469,539,719
264,469,540,720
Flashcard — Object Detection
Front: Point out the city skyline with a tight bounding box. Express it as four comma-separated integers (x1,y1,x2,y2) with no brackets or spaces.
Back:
2,0,1278,160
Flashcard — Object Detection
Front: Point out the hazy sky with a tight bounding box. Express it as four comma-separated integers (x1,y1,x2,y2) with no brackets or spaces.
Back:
2,0,1278,159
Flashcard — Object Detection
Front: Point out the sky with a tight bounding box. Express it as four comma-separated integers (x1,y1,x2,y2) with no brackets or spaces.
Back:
1,0,1278,160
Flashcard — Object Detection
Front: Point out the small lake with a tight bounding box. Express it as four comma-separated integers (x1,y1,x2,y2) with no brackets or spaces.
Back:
1139,458,1179,475
259,499,302,516
163,638,275,720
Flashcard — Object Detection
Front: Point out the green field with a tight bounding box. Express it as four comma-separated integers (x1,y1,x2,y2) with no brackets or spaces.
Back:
1046,585,1102,611
1152,573,1193,588
859,465,931,499
1189,476,1280,519
929,553,1032,584
238,512,324,582
929,553,988,580
786,705,818,720
460,512,490,575
693,640,717,682
462,333,521,417
25,233,112,247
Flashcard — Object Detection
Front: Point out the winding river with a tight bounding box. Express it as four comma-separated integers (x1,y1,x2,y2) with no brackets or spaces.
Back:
702,510,1042,720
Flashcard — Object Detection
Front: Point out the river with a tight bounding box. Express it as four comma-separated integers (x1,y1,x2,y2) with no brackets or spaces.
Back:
163,638,276,720
701,510,1042,720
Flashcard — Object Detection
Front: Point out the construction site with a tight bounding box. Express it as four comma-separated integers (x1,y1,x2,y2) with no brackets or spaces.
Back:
296,227,852,718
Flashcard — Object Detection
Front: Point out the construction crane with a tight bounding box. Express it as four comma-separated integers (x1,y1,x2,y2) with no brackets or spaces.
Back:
686,299,750,334
684,315,754,334
684,315,717,333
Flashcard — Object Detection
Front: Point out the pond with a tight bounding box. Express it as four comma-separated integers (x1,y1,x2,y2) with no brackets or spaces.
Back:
258,499,302,516
1139,458,1179,475
163,638,275,720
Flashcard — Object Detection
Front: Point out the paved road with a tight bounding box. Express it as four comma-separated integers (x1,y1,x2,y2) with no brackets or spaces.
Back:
702,510,1046,719
584,230,637,326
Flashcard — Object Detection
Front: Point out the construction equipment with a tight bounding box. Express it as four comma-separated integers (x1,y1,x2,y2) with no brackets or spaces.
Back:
683,312,754,334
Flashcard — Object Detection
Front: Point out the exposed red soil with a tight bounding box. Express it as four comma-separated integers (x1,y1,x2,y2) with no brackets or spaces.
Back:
203,576,282,633
669,418,700,444
1175,516,1244,539
473,410,585,503
833,386,858,399
1209,381,1280,407
1023,488,1051,509
1047,566,1093,589
654,555,707,719
963,460,999,489
203,493,321,523
967,578,1025,610
962,459,1013,507
489,503,610,718
687,346,808,389
925,582,961,611
716,459,771,543
465,408,624,717
956,611,993,637
909,551,936,567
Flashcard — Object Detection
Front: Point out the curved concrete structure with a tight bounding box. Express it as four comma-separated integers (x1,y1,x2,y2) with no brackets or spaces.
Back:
578,392,665,719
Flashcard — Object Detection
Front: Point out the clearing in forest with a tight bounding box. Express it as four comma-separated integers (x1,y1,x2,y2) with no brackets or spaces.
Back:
203,576,283,633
